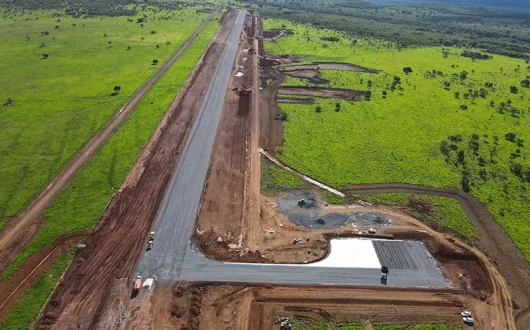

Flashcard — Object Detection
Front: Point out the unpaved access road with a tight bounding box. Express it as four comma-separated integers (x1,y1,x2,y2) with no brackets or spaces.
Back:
0,8,220,272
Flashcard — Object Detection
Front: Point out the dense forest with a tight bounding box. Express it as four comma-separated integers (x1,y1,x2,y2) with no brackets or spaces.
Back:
246,0,530,59
368,0,530,15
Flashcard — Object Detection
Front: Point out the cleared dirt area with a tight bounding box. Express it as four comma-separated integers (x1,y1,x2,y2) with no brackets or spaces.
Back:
277,86,366,100
280,62,380,73
24,11,241,329
277,97,315,104
148,283,501,330
196,11,254,249
0,9,220,275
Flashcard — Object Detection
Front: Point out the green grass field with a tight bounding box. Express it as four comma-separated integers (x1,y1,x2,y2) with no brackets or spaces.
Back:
0,15,220,280
0,7,210,223
0,251,72,330
263,18,530,259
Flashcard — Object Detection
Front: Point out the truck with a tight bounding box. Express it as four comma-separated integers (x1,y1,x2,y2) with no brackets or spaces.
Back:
132,276,142,295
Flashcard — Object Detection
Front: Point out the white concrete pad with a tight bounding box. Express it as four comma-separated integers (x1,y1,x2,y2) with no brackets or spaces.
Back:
305,239,381,268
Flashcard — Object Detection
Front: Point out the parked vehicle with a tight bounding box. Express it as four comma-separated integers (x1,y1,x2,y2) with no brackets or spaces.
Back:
146,231,155,251
132,276,142,295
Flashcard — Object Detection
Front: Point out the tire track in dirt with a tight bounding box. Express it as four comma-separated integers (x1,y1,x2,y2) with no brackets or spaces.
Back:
0,8,220,273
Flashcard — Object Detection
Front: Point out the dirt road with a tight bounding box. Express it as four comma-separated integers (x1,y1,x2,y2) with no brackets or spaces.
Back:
0,9,220,273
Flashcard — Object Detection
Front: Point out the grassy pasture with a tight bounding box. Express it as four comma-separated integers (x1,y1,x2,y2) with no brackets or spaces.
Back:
0,8,209,221
0,15,219,280
263,19,530,259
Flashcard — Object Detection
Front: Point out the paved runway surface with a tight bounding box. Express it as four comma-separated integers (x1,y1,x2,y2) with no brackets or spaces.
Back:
136,9,247,280
136,9,448,288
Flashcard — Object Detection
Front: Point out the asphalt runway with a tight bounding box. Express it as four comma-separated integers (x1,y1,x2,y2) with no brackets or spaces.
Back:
135,9,448,289
135,9,247,280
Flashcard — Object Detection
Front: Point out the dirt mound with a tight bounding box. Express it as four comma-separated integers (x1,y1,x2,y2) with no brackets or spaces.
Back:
278,86,366,100
281,62,380,73
277,97,315,104
263,29,292,39
260,55,302,67
279,68,330,84
193,229,268,263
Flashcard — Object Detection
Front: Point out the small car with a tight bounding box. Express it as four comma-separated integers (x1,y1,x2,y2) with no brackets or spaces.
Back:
460,311,472,317
462,317,474,325
368,228,377,234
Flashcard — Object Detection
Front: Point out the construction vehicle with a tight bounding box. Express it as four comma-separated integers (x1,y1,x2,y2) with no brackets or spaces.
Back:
381,266,389,280
146,231,155,251
132,276,142,295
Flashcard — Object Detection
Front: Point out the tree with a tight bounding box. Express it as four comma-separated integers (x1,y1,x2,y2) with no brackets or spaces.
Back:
335,102,341,112
460,104,468,110
382,91,387,98
461,173,471,192
3,98,13,106
521,79,530,88
511,163,523,178
152,59,159,65
510,86,518,94
505,132,517,142
42,53,49,59
113,85,121,93
454,92,460,99
315,105,322,113
403,67,413,74
150,30,156,34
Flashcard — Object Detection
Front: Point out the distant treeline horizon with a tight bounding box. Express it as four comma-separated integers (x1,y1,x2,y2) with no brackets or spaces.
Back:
366,0,530,14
